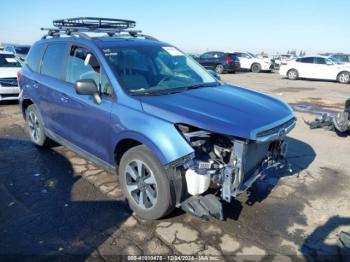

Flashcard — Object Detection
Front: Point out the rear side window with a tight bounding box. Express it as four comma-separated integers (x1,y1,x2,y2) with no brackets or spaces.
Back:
26,43,45,72
41,43,67,79
298,57,314,63
315,57,326,64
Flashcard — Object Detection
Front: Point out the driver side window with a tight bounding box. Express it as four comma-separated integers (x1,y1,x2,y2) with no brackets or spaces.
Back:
66,46,114,97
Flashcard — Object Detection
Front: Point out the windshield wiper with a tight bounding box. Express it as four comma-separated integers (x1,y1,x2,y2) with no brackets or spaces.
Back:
182,82,220,90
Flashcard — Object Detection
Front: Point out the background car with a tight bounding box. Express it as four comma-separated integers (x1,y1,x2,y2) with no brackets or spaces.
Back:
329,54,350,65
232,52,273,73
0,51,22,101
272,54,296,69
195,51,240,74
3,44,31,61
279,56,350,84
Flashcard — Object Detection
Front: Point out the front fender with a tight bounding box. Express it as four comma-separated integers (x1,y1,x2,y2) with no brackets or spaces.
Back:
110,105,194,165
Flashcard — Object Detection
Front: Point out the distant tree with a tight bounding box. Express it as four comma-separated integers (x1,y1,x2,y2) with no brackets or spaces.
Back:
287,50,290,54
290,50,297,56
299,50,306,57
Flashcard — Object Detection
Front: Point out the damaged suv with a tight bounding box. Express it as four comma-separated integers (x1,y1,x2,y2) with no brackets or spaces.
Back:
19,18,296,220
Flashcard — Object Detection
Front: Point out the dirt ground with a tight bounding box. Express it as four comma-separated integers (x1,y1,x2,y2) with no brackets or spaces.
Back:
0,72,349,261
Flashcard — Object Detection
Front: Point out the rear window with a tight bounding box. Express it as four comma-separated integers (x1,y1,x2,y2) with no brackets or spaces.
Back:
26,43,45,72
0,54,21,67
41,43,67,79
298,57,314,63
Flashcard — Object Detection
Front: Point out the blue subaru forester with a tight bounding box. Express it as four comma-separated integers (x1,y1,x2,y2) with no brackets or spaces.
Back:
19,18,296,220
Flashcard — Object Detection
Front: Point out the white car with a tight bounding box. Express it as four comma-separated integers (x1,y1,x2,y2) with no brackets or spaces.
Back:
232,52,273,73
279,56,350,84
273,54,296,66
0,51,22,101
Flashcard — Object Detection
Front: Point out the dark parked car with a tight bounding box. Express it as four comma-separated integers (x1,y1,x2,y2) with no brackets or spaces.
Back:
196,51,240,74
19,18,295,220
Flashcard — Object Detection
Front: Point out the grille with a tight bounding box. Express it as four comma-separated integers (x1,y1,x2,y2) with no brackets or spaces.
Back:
256,117,296,138
0,78,18,87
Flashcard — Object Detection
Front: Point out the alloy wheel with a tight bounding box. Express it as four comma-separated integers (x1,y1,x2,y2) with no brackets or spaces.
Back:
288,70,297,79
215,64,224,74
125,160,158,209
28,111,41,143
339,73,349,83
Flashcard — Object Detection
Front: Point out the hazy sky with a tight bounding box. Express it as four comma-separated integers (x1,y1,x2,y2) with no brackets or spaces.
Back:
1,0,349,55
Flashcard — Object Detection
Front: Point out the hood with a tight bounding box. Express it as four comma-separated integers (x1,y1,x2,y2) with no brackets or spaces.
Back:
0,67,20,78
140,84,294,140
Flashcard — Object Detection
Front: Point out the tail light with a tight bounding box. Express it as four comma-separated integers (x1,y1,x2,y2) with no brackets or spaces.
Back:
281,62,288,66
225,57,233,63
17,70,22,81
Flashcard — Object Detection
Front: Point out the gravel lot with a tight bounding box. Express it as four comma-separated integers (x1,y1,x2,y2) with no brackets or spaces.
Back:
0,72,349,260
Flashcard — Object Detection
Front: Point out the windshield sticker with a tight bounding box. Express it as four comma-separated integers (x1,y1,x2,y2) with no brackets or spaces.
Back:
5,58,17,63
162,47,184,56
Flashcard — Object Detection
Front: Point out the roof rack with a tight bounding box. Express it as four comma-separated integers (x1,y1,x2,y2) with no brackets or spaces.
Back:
53,17,136,30
41,17,157,41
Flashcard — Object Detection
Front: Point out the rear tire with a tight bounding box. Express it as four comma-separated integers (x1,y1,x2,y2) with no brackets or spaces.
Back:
215,64,224,74
287,69,299,80
251,63,261,73
118,145,175,220
337,71,350,84
25,105,50,147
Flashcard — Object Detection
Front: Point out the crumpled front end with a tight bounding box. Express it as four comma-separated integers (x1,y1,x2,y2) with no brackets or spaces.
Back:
175,117,296,220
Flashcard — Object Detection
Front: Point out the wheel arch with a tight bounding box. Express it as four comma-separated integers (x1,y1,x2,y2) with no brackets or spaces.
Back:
21,98,34,117
112,130,193,167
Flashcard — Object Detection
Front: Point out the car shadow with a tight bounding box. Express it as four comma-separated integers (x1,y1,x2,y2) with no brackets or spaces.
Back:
0,138,131,259
301,216,350,260
224,137,316,220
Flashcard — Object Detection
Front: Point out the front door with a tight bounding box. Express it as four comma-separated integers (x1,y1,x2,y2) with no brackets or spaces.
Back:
64,45,115,163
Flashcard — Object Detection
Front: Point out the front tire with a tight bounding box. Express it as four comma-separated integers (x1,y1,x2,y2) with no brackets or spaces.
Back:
251,63,261,73
215,64,224,74
25,105,50,147
287,69,299,80
118,145,174,220
337,71,350,84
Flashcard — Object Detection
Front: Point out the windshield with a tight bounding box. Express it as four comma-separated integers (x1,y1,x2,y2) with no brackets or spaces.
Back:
15,46,30,55
102,45,218,95
0,54,22,67
248,52,256,58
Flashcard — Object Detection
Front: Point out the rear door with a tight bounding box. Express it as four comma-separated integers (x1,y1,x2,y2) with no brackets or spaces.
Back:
198,52,214,68
63,45,114,162
37,42,72,139
295,57,315,78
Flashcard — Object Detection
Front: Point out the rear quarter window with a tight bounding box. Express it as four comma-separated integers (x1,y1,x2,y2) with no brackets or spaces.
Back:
41,43,68,79
298,57,314,63
26,43,46,72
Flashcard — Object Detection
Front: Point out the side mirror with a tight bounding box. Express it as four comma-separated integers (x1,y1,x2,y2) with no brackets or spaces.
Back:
326,61,333,65
207,70,221,80
75,79,101,104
